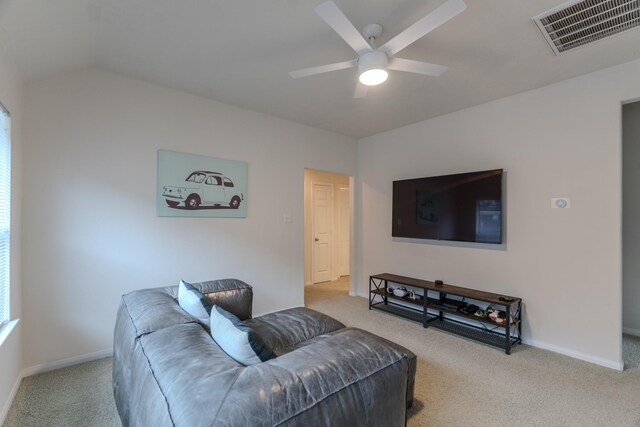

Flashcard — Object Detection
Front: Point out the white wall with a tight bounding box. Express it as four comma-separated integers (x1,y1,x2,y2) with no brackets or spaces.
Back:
623,101,640,336
22,69,357,369
357,59,640,369
0,46,23,422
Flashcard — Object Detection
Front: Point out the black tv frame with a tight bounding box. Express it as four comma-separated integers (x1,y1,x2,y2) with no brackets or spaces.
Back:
392,169,503,244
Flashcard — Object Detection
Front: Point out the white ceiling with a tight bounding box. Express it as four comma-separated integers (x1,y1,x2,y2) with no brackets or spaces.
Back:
1,0,640,138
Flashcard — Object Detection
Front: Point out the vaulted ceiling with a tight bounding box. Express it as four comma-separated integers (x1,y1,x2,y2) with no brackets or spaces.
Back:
1,0,640,138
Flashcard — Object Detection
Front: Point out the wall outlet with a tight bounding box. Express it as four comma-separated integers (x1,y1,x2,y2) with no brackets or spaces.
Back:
283,214,292,223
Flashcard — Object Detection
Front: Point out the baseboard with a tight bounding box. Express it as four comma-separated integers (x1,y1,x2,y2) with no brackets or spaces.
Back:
0,371,22,426
522,338,623,371
21,348,113,378
623,327,640,337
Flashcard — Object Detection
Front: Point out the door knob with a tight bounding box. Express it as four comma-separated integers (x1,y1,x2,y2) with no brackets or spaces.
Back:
314,238,319,241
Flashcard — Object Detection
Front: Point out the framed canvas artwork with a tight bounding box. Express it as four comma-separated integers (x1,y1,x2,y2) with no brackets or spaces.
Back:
157,150,248,218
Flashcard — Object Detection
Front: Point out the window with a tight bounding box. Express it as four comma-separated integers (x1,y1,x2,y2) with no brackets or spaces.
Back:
0,103,10,329
186,172,206,183
205,176,222,186
223,178,234,188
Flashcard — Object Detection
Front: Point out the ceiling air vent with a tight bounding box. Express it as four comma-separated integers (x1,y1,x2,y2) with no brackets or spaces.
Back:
533,0,640,55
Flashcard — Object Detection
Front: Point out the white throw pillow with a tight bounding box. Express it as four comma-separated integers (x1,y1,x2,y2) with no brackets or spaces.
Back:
209,305,275,365
177,280,212,323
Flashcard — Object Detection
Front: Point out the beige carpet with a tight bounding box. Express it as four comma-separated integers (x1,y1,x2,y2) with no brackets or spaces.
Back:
3,358,120,427
305,278,640,427
3,280,639,426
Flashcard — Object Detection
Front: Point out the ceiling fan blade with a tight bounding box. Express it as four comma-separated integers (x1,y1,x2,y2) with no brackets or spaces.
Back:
388,58,448,76
353,81,368,98
380,0,466,57
314,1,372,55
289,59,357,79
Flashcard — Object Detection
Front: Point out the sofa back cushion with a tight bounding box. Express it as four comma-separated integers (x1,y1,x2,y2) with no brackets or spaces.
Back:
210,305,275,365
244,307,345,355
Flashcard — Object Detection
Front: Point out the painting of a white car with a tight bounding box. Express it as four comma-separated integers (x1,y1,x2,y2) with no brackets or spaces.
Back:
163,170,244,209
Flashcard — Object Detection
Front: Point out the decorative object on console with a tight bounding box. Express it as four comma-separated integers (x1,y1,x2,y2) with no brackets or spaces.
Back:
393,286,408,297
458,303,479,315
157,149,248,218
473,309,487,318
488,307,507,325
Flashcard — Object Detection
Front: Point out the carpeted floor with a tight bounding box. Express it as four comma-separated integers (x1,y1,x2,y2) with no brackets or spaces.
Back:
306,278,640,427
3,357,120,427
3,279,639,426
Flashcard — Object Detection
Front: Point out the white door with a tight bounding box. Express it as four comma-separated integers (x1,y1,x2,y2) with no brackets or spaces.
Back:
338,186,350,276
313,183,333,283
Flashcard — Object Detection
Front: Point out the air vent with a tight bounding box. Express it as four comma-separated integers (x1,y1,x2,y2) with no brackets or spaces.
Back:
533,0,640,55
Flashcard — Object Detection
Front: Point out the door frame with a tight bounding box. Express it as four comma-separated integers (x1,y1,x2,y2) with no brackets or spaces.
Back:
304,169,356,296
337,184,350,277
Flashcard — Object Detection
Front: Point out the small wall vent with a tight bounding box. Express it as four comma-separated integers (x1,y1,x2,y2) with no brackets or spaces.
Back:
533,0,640,55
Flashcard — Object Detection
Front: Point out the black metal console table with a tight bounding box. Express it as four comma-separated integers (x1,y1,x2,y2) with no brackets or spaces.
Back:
369,273,522,354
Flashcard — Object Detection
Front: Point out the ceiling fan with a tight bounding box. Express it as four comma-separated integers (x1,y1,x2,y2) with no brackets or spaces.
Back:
289,0,467,98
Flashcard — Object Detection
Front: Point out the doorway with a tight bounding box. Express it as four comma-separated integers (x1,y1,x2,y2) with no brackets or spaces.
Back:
304,169,352,298
622,101,640,368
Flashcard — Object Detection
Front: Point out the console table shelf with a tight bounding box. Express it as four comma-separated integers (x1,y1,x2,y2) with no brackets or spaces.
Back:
369,273,522,354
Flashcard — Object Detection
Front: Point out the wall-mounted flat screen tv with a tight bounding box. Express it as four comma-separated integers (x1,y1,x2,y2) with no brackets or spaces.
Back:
392,169,503,244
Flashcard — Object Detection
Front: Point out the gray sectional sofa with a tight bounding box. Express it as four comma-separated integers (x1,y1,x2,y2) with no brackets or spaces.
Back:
113,279,416,426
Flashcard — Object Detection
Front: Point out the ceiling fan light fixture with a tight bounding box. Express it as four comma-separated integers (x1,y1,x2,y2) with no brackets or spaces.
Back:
359,68,388,86
358,51,389,86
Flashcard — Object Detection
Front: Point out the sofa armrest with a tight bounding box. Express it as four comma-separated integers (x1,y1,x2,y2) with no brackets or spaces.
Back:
192,278,253,321
214,328,413,426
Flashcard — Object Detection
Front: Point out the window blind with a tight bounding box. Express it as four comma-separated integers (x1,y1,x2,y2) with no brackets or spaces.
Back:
0,103,10,329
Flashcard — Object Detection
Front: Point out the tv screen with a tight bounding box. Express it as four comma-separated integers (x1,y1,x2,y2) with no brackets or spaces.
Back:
392,169,503,244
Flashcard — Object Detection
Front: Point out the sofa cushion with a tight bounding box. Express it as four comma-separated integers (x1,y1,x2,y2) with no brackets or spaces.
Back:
210,305,275,365
213,328,412,426
245,307,345,355
178,280,212,323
